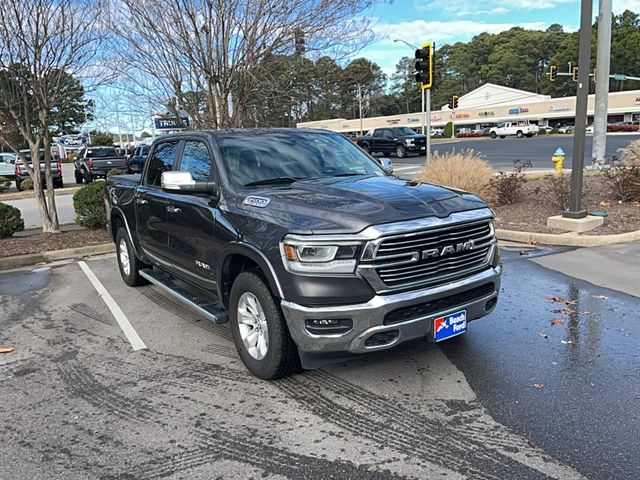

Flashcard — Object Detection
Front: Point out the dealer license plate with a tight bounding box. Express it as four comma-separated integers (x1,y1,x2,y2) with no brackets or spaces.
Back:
434,310,467,342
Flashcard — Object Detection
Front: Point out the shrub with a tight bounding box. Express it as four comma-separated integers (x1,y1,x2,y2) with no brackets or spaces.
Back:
540,173,589,211
617,139,640,166
537,129,546,135
604,164,640,201
0,176,10,193
73,181,107,229
443,121,453,138
417,149,496,204
20,178,34,191
491,160,532,205
107,168,123,178
0,202,25,238
549,129,561,135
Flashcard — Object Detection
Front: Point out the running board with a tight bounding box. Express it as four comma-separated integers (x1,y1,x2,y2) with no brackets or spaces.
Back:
139,269,228,324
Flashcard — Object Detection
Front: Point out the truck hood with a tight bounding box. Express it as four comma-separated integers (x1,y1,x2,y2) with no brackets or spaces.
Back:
235,175,487,234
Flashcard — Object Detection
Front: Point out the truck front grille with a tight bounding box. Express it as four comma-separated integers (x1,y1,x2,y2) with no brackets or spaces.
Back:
363,219,494,291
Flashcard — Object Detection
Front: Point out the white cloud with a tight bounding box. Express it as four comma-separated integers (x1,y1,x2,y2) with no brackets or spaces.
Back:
414,0,577,15
613,0,640,14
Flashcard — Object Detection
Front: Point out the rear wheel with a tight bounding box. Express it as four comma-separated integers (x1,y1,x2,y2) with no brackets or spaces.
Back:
54,178,64,189
361,144,371,154
83,169,93,183
15,178,21,190
75,170,84,184
115,227,149,287
230,271,299,379
516,130,523,138
396,144,407,158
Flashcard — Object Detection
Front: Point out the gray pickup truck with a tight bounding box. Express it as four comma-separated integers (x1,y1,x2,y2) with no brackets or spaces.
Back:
74,146,128,183
105,129,501,379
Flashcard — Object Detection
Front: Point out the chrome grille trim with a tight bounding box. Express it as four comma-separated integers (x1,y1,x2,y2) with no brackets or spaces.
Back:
358,215,496,293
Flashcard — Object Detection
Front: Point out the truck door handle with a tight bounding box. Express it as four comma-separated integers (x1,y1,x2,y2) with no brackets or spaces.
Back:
167,206,181,213
136,198,148,205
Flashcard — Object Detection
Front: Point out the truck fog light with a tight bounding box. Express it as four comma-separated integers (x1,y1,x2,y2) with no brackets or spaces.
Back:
305,318,353,335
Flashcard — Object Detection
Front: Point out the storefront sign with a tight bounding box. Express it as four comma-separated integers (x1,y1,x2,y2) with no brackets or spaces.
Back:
406,117,420,123
453,113,469,118
635,97,640,105
549,105,571,112
386,119,400,125
478,111,495,117
508,107,529,115
154,117,189,130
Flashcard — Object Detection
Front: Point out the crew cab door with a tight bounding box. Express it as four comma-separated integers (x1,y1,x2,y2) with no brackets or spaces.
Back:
136,140,180,266
378,128,396,153
164,139,218,292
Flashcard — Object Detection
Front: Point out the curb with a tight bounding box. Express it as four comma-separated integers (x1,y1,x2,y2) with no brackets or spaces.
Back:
0,186,81,201
496,228,640,247
0,243,115,270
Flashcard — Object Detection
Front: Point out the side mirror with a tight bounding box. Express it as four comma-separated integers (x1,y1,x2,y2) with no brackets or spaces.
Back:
161,171,217,195
378,157,393,174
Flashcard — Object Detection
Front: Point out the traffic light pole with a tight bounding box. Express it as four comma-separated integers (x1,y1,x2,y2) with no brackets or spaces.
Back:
564,0,592,219
426,88,431,164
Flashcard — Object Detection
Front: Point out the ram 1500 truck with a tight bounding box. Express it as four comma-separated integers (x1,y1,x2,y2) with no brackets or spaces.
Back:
105,129,501,379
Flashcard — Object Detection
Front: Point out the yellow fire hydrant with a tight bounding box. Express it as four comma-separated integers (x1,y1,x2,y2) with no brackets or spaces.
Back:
552,147,565,173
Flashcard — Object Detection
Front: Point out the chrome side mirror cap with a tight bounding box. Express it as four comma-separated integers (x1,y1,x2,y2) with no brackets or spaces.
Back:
161,171,216,195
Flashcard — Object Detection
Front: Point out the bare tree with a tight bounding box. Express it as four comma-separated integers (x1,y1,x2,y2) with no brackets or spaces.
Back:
113,0,376,129
0,0,106,232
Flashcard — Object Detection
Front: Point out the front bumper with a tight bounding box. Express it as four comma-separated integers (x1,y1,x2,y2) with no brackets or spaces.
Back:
281,266,501,354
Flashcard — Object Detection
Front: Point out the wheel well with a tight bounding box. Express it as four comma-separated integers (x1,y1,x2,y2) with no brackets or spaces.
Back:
221,254,268,309
111,213,124,242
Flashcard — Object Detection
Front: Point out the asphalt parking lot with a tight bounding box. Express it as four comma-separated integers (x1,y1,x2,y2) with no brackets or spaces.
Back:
1,246,639,479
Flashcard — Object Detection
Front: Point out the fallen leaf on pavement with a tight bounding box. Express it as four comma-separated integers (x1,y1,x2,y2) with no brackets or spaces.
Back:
539,332,549,338
565,300,577,305
527,240,540,246
599,201,610,207
583,309,590,315
552,307,575,314
561,340,574,345
532,384,544,389
592,295,608,300
0,346,14,354
550,318,565,326
548,295,566,303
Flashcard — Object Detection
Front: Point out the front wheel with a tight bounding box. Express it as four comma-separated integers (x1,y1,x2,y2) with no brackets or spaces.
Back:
230,271,300,379
396,144,407,158
516,131,523,138
361,144,371,154
115,227,149,287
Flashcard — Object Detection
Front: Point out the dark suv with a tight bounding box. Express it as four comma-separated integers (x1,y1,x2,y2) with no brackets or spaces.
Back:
106,129,501,379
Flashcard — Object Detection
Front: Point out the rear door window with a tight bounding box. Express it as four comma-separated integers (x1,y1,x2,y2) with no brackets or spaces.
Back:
145,141,180,187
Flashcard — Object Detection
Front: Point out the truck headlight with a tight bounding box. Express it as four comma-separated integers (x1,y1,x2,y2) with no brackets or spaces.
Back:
281,239,361,274
405,138,414,145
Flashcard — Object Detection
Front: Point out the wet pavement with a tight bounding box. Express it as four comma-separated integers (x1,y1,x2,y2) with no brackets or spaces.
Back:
0,245,638,479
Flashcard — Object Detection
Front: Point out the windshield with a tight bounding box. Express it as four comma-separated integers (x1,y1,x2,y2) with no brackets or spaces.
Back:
86,147,117,158
218,131,386,187
392,127,417,136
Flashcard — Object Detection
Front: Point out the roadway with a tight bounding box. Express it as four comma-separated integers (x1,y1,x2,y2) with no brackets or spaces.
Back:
1,243,639,479
393,133,639,177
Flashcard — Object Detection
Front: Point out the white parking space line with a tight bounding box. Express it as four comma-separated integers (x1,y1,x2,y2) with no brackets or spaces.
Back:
78,261,147,351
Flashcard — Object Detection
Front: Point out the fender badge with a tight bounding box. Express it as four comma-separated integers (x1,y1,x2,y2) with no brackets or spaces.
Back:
243,196,271,208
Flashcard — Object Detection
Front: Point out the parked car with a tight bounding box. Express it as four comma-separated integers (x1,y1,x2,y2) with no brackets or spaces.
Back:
585,125,594,134
14,149,64,190
74,146,128,183
489,121,538,139
128,145,151,173
0,152,17,180
105,128,502,379
431,128,444,137
557,125,574,134
355,127,426,158
538,126,553,134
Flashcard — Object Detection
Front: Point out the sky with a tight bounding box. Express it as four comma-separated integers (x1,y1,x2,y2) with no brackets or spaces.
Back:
358,0,636,76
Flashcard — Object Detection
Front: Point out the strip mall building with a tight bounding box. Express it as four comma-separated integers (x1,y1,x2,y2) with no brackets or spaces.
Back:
297,83,640,134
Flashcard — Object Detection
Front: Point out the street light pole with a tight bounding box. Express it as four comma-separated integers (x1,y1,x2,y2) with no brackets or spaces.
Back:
592,0,612,168
564,0,593,219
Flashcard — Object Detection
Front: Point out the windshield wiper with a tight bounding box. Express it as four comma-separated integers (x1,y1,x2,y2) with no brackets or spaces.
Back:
331,172,367,178
244,176,303,187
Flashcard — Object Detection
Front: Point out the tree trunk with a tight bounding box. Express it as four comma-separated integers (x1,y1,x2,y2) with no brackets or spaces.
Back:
42,134,60,233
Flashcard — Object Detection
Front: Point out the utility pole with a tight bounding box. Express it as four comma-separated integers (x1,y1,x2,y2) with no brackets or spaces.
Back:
357,84,363,136
421,87,426,135
592,0,612,168
564,0,593,219
426,87,431,164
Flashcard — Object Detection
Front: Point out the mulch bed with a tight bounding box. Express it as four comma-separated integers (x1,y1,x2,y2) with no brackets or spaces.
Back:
494,174,640,235
0,229,110,257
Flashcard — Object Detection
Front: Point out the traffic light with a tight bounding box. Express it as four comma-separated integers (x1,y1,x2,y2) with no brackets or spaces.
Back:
572,66,578,81
414,43,433,88
548,65,557,82
452,95,459,109
448,96,454,109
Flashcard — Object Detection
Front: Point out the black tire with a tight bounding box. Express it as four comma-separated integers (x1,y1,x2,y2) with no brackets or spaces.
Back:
361,144,371,154
229,271,300,379
499,135,506,139
54,179,64,189
83,169,93,183
75,170,84,184
526,133,533,138
15,178,21,190
395,144,407,158
490,132,497,139
516,130,523,138
115,227,149,287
